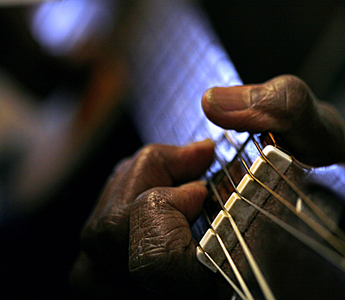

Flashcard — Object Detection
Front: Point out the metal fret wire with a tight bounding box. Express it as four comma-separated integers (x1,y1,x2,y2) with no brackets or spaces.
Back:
125,0,345,297
252,138,345,242
230,137,345,256
199,130,345,299
214,133,345,271
222,132,345,251
209,178,276,300
202,208,254,300
198,246,247,300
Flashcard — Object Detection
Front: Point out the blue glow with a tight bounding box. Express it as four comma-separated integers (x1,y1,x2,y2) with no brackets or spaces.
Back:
31,0,114,56
128,0,243,162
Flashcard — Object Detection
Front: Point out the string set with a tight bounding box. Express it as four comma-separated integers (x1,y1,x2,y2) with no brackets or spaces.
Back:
197,130,345,300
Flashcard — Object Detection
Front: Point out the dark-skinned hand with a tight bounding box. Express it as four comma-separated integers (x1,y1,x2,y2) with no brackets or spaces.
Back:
202,75,345,166
71,75,345,299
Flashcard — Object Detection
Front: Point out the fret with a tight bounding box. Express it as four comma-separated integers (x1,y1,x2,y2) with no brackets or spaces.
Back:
126,0,241,147
124,0,345,298
198,138,345,299
197,145,293,272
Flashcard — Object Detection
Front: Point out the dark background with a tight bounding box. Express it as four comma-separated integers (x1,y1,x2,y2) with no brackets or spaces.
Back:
0,1,344,299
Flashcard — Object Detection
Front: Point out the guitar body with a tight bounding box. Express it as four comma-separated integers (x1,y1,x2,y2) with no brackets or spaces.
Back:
119,0,345,298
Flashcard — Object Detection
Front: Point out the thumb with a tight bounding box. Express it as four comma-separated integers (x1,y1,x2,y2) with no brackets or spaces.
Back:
202,75,315,133
202,75,345,166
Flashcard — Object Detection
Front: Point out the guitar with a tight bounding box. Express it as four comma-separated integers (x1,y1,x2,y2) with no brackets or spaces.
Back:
120,0,345,299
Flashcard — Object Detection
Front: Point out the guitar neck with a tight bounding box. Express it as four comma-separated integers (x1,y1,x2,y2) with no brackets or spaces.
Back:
122,2,345,299
123,0,345,208
124,0,241,146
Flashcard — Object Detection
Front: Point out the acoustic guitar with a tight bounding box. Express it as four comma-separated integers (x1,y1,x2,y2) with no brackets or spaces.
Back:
120,0,345,299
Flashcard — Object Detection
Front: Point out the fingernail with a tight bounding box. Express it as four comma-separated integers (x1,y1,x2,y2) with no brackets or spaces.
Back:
195,180,207,187
186,138,215,148
204,86,251,111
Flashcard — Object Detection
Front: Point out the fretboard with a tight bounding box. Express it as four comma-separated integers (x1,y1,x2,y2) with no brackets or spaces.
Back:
126,0,241,146
123,1,345,299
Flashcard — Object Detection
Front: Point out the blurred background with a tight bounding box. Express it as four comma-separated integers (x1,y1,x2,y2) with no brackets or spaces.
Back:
0,0,344,299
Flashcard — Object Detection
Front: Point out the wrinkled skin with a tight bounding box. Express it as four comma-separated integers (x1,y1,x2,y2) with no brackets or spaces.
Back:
71,75,345,299
202,75,345,166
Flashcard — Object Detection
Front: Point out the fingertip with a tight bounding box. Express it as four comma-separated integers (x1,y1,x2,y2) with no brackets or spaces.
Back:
202,88,213,110
179,180,208,193
193,179,207,187
180,180,208,200
186,138,215,149
177,181,209,220
202,86,251,113
183,139,215,165
201,85,259,131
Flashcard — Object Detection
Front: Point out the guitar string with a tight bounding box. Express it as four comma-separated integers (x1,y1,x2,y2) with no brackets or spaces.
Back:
198,131,345,299
195,130,273,299
211,147,345,273
223,131,345,256
252,135,345,242
202,208,255,300
208,179,276,300
195,128,345,295
197,245,248,300
238,145,345,256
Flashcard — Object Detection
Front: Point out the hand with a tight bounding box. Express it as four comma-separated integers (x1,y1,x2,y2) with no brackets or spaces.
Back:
202,75,345,166
70,141,216,299
71,75,345,299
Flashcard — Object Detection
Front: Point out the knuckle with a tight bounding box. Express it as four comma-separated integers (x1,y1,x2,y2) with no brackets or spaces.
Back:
283,75,313,111
95,212,130,246
137,187,167,202
110,144,166,183
283,75,308,96
80,212,124,253
280,74,301,85
131,188,167,221
133,187,173,212
136,144,162,164
80,214,114,244
97,214,117,235
80,212,130,270
269,74,304,95
111,157,133,176
132,144,169,177
262,75,311,113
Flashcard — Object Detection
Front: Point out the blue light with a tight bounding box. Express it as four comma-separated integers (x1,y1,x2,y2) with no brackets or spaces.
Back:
31,0,115,56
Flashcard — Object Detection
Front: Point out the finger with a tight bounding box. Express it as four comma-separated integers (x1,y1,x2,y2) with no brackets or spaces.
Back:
99,139,214,216
202,75,345,165
81,140,214,259
90,139,214,222
127,139,215,190
168,181,208,223
129,182,214,299
202,75,315,133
